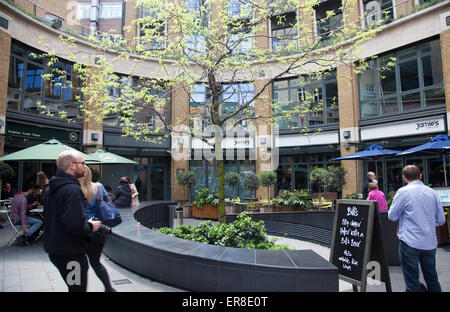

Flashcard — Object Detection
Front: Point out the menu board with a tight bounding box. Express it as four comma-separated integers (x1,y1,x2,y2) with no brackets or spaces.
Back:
330,200,374,286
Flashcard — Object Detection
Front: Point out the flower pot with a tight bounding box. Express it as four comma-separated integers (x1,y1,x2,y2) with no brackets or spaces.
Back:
260,205,274,213
192,204,220,220
183,204,192,218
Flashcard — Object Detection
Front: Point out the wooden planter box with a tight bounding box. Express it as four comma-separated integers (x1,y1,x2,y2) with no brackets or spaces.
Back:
275,206,303,212
192,204,220,220
260,206,274,213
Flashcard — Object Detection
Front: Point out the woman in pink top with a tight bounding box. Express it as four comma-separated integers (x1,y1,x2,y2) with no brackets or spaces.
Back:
367,181,388,211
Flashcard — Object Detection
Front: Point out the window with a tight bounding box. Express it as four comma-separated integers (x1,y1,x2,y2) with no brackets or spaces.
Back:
8,41,81,119
228,0,252,19
273,70,339,129
315,0,343,42
363,0,393,26
358,38,444,118
100,3,122,19
138,5,166,50
271,11,298,52
77,3,90,20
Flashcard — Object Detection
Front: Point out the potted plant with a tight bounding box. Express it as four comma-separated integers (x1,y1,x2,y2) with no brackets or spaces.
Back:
176,170,196,217
192,187,220,219
243,173,259,210
275,189,312,212
310,167,330,210
327,165,347,199
224,171,242,214
258,171,277,212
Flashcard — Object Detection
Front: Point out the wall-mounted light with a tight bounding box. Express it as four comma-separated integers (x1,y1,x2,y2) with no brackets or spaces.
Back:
446,15,450,26
343,131,351,139
91,133,99,141
344,142,350,150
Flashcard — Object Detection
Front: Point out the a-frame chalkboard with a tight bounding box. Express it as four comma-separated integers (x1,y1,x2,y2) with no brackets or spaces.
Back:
329,200,392,292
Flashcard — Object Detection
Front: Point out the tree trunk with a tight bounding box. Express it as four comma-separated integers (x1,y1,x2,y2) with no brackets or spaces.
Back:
216,139,226,223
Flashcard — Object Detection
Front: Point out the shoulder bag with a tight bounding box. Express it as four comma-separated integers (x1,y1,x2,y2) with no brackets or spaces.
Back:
95,185,122,227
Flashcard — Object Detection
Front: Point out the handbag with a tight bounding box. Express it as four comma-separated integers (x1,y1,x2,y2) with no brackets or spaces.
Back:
95,185,122,227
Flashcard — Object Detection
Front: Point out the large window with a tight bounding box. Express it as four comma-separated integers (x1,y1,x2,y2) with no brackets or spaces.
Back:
271,11,298,52
100,2,122,19
137,5,166,50
273,70,339,130
314,0,343,42
359,38,444,118
7,41,81,119
363,0,393,26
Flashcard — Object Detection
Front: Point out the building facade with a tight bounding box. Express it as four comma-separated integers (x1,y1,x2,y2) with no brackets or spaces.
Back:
0,0,449,202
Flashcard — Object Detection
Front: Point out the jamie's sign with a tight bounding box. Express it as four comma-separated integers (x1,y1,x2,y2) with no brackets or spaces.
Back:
361,116,445,141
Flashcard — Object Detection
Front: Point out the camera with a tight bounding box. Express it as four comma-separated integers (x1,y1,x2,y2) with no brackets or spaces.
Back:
91,217,112,235
98,224,112,235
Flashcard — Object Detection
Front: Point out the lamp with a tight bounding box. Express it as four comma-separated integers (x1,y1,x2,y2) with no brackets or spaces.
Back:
91,133,99,141
343,131,351,139
344,142,350,150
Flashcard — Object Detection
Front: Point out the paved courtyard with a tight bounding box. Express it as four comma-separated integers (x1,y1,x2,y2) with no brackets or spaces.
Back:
1,218,449,292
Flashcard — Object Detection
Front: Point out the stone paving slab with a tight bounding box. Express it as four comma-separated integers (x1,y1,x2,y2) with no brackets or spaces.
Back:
1,218,449,292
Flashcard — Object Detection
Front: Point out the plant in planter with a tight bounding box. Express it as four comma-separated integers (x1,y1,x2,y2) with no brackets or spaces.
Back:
310,167,331,210
176,170,197,203
0,162,15,181
275,189,312,211
192,187,220,219
327,165,347,197
243,172,259,204
224,171,240,204
258,171,277,205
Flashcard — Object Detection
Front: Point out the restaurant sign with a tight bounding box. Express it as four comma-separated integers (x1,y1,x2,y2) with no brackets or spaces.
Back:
6,122,80,143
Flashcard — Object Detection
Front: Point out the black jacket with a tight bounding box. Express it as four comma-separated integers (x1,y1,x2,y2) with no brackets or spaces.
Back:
43,171,93,256
113,184,132,208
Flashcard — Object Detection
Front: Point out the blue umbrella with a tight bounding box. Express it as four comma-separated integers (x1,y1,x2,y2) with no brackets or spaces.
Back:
396,134,450,186
329,144,401,178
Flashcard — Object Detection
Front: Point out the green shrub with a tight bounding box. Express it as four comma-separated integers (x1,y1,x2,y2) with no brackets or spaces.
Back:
243,173,259,198
258,171,277,202
155,212,290,250
193,187,219,209
275,189,312,210
177,170,197,202
224,172,240,202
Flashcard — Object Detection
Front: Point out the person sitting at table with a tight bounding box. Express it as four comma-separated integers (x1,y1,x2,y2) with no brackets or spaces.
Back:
2,182,15,200
113,177,132,208
11,183,43,245
36,171,49,202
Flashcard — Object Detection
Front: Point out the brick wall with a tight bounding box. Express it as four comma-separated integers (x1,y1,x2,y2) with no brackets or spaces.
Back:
441,29,450,137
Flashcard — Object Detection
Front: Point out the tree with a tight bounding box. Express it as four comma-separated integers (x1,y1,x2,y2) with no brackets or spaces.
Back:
38,0,385,223
258,171,277,204
176,170,197,203
243,172,259,200
224,171,240,203
310,166,330,210
327,165,347,196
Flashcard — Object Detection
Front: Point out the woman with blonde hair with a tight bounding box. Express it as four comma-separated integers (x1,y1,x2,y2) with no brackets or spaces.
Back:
78,167,116,292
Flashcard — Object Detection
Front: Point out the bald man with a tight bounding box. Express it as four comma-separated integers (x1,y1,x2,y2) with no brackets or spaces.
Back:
43,150,101,292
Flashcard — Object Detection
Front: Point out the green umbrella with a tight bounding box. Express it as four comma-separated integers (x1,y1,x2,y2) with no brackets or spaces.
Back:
0,139,99,162
86,149,138,165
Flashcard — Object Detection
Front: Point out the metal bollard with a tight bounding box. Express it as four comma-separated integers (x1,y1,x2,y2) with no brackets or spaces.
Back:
175,203,183,226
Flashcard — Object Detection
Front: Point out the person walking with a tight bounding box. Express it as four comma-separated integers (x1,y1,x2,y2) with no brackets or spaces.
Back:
388,165,446,292
367,181,388,211
78,167,116,292
43,150,101,292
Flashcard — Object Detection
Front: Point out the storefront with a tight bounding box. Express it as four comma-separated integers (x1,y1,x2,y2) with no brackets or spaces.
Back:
3,119,82,191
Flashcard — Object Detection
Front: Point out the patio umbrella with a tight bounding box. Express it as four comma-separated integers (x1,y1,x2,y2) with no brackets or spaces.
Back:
85,149,138,165
0,139,98,162
395,134,450,186
329,144,401,177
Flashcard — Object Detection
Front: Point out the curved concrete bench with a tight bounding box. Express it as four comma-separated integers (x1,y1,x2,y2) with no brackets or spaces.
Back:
103,201,338,292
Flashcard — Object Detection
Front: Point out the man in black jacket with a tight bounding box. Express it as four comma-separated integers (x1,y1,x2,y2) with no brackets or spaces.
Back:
43,150,101,292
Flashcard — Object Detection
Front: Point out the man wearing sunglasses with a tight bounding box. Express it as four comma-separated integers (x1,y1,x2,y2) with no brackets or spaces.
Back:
43,150,101,292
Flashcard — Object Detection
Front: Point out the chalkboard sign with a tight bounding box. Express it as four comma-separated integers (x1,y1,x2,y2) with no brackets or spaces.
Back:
330,200,391,292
